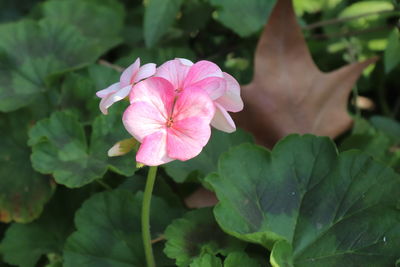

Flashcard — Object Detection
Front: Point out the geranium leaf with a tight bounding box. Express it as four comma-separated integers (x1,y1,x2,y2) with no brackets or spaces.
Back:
164,129,253,183
0,188,89,267
224,252,261,267
206,134,400,266
41,0,124,51
209,0,277,37
0,112,54,223
144,0,183,47
0,19,105,112
190,254,222,267
28,111,136,188
63,190,183,266
164,208,245,266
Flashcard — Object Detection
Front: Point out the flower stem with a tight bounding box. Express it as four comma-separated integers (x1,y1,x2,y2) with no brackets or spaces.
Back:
142,166,158,267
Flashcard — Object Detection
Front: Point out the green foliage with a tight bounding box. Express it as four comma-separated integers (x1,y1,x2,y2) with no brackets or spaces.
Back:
209,0,277,37
144,0,183,47
0,19,102,112
0,111,54,223
28,110,136,188
164,208,245,266
0,188,89,267
206,134,400,266
384,29,400,73
63,190,183,266
190,253,222,267
164,129,253,183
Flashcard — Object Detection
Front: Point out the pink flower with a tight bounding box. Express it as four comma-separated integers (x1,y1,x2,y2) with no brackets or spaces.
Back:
96,58,156,114
123,77,215,166
150,58,243,133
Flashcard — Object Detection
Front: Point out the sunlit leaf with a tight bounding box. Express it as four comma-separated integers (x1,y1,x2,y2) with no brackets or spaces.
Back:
206,134,400,266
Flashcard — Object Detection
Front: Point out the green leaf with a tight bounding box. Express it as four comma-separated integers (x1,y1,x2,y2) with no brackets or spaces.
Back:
41,0,125,51
60,64,122,122
164,208,245,266
117,46,195,67
270,241,293,267
28,111,136,188
0,187,89,267
206,134,400,266
164,129,253,183
209,0,277,37
64,190,183,266
0,0,40,23
0,19,105,112
384,29,400,73
90,110,137,177
144,0,183,47
339,1,394,29
370,115,400,143
224,252,261,267
118,174,184,210
0,112,54,223
190,254,222,267
340,116,400,165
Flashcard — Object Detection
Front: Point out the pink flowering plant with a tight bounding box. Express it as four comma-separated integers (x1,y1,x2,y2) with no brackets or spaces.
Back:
2,1,400,267
96,58,243,266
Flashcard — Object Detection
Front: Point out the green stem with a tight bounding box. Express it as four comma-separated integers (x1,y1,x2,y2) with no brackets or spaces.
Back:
142,166,158,267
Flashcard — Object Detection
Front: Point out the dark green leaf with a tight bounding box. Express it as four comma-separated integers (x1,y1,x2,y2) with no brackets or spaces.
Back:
164,129,253,183
0,112,54,223
384,29,400,73
224,251,261,267
270,240,293,267
28,111,136,188
370,115,400,143
64,190,183,266
0,19,105,112
164,208,245,266
190,254,222,267
206,134,400,266
209,0,277,37
41,0,125,51
117,46,195,67
0,187,89,267
144,0,183,47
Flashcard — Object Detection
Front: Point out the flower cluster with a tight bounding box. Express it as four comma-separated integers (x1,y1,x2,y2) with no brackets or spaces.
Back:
97,58,243,166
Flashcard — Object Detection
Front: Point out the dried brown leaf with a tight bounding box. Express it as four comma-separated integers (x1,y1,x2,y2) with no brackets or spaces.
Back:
234,0,378,147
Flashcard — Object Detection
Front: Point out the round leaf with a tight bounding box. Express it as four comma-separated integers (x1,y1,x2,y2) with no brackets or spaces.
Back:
206,134,400,266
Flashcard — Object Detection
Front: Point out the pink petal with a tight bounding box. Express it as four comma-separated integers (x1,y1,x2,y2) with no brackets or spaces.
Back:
120,58,140,87
176,58,194,66
183,60,224,88
136,130,173,166
190,76,226,100
96,82,120,98
167,117,212,161
216,73,244,112
129,77,175,118
122,102,165,142
172,86,215,123
211,103,236,133
99,85,131,115
155,59,191,90
134,63,156,83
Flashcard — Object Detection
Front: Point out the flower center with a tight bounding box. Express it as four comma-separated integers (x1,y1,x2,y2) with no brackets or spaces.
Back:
166,117,174,128
175,87,183,93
